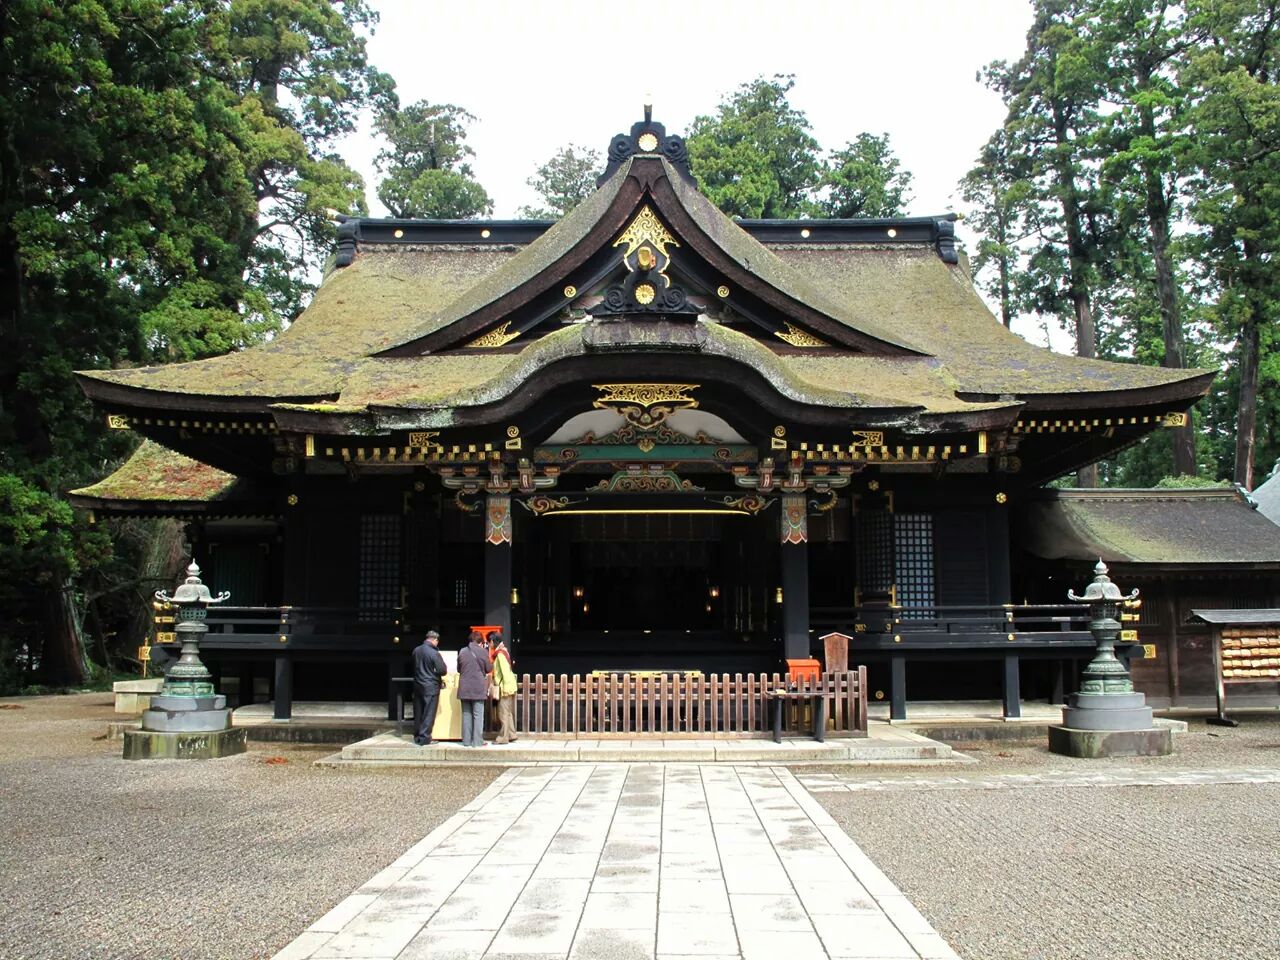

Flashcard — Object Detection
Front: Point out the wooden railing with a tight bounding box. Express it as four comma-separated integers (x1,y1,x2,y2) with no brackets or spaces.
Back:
172,606,404,651
811,603,1093,641
512,669,867,738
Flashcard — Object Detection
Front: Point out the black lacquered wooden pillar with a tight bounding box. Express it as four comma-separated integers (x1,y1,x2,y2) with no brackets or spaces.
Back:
273,654,293,720
484,493,513,640
780,493,811,662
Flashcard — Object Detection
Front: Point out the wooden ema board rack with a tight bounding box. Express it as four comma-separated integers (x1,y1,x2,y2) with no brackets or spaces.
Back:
1213,626,1280,725
1221,628,1280,679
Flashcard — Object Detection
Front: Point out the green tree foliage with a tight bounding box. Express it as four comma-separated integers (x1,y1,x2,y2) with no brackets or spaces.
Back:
375,102,492,218
983,1,1122,487
686,75,823,218
968,0,1280,488
519,145,603,219
983,1,1114,371
959,130,1035,327
1181,0,1280,488
0,0,392,687
820,133,913,218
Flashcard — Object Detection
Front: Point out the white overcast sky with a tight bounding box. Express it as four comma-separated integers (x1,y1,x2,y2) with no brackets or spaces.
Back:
336,0,1055,343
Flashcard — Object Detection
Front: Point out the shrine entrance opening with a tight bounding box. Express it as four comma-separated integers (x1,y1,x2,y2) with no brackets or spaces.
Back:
515,507,779,675
574,538,719,632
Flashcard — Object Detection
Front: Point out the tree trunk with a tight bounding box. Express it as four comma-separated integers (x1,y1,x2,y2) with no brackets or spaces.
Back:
1233,314,1260,489
1051,103,1098,489
1138,92,1197,476
997,208,1013,327
86,591,110,671
1071,293,1098,488
123,518,187,658
39,582,89,687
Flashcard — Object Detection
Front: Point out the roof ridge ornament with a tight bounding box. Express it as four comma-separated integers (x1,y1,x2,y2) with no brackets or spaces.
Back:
598,105,694,186
589,205,699,318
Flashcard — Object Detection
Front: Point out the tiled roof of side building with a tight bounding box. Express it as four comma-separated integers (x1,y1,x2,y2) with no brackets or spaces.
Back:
1016,487,1280,567
1251,465,1280,526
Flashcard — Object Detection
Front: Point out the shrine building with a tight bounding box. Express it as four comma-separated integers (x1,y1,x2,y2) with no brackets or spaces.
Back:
73,111,1257,724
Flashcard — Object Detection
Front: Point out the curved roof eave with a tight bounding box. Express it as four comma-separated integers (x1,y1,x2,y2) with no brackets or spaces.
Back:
268,321,1019,436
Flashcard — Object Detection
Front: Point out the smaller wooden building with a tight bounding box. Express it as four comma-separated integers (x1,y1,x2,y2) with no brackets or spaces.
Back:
1016,487,1280,708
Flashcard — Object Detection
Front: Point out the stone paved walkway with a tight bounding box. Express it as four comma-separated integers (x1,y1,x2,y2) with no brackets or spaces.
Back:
795,766,1280,794
272,764,959,960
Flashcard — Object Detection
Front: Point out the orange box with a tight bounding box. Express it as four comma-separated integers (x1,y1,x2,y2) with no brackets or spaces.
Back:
786,658,821,681
469,625,503,641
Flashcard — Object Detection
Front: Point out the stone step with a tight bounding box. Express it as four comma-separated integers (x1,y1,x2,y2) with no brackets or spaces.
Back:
326,732,955,766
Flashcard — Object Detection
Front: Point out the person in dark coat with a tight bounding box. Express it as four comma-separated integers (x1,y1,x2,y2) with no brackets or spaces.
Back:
456,630,492,747
412,630,447,746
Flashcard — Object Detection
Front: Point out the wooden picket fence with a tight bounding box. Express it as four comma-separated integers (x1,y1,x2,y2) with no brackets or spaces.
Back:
510,669,867,738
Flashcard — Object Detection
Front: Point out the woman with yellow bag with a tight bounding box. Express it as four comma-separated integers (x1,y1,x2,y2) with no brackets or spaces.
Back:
490,633,518,744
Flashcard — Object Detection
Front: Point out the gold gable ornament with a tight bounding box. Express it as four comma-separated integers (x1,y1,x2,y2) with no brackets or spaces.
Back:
614,206,679,288
774,323,828,348
466,321,520,349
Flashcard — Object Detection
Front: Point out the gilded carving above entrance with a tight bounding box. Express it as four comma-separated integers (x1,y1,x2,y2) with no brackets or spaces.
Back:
589,468,703,493
593,383,698,408
591,382,700,434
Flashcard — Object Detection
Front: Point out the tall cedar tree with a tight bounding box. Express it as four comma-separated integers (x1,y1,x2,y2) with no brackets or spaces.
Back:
0,0,391,686
1091,0,1201,475
985,0,1117,486
519,145,602,219
1182,0,1280,489
820,133,914,218
686,75,823,218
959,129,1035,328
374,102,492,218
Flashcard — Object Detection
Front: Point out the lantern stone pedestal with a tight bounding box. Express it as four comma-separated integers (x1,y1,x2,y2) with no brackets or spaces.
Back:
1047,724,1171,758
123,562,247,761
1048,560,1172,758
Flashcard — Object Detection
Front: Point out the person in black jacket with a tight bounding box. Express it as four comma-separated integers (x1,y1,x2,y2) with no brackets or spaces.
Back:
412,630,448,746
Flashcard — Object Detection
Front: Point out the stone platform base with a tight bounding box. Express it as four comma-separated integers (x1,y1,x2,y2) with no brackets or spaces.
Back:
323,726,960,766
112,678,164,715
1048,724,1173,758
123,727,247,760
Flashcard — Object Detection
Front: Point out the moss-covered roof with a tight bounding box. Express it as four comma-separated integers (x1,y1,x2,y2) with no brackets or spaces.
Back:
1016,489,1280,566
374,164,632,351
668,167,918,352
76,157,1211,426
69,441,241,505
772,245,1212,397
78,245,521,398
270,321,1014,431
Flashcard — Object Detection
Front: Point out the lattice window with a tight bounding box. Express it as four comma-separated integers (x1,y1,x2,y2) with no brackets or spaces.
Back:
452,578,469,608
855,511,894,594
358,514,401,619
894,513,935,619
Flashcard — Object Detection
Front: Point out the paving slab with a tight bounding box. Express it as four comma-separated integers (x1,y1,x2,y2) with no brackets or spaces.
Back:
270,764,962,960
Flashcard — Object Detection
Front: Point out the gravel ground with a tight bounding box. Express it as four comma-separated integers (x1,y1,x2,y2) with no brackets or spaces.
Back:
5,695,1279,960
0,694,498,960
814,718,1280,960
